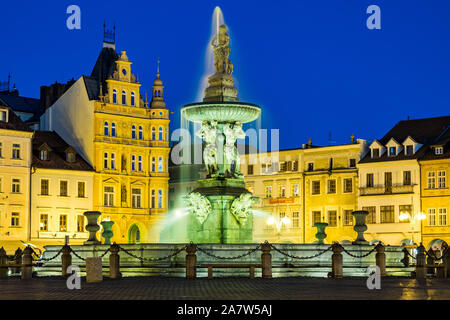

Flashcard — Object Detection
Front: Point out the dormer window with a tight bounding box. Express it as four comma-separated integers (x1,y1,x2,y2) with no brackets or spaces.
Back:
389,147,396,156
372,148,379,158
435,147,444,155
0,110,7,122
67,152,75,163
40,150,48,161
405,145,413,156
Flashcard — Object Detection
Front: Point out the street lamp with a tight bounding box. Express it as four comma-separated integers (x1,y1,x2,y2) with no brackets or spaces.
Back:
399,211,426,244
267,216,291,242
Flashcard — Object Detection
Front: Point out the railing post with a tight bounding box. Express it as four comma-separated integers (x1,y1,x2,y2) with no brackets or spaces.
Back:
415,243,426,279
375,243,386,276
331,243,343,279
13,248,22,275
109,243,121,279
61,245,72,277
0,247,7,279
261,241,272,279
185,243,197,279
21,246,33,280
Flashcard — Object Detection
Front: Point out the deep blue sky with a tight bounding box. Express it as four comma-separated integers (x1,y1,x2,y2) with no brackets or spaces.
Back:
1,0,450,149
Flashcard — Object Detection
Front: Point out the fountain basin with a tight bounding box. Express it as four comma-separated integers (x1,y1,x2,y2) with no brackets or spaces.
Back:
181,102,261,123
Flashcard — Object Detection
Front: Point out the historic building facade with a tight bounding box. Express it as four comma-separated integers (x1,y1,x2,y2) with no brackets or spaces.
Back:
0,105,34,253
40,40,170,244
30,131,94,247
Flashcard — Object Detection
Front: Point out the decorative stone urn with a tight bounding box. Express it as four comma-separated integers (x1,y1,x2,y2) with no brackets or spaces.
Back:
101,221,115,245
352,210,369,245
83,211,101,245
314,222,328,244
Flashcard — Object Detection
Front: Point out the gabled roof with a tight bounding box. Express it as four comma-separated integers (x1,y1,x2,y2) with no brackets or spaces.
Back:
0,93,40,115
369,139,384,149
385,137,401,147
32,131,93,171
0,106,33,132
420,126,450,161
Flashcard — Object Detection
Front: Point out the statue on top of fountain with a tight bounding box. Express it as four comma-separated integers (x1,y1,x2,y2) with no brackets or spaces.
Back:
211,24,233,75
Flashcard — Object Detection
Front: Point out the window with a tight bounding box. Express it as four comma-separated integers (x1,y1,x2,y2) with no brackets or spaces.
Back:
78,182,85,198
292,184,299,197
12,179,20,193
286,161,292,171
372,148,379,158
279,185,286,198
59,215,67,232
280,162,286,172
138,126,143,140
262,163,272,174
131,92,135,106
247,165,254,175
312,211,321,226
159,126,164,140
111,123,116,137
343,178,352,193
0,110,6,121
132,189,142,208
11,212,19,227
343,210,353,226
104,121,109,136
399,205,412,222
438,171,446,188
66,152,75,163
112,89,117,104
328,211,337,227
131,155,136,171
389,147,396,156
363,206,376,224
327,179,336,194
77,215,85,232
41,179,49,195
385,172,393,193
307,163,314,171
12,144,20,159
439,208,447,226
380,206,394,223
122,90,126,105
60,181,68,196
104,152,108,169
349,159,356,168
151,189,156,208
279,213,287,229
406,145,413,155
292,161,298,171
152,127,156,140
312,181,320,195
292,212,299,228
40,150,48,161
0,143,2,157
428,172,436,189
158,189,163,209
403,171,411,186
435,147,444,155
265,185,272,198
104,186,114,207
139,155,144,172
428,208,436,226
367,173,374,187
40,214,48,231
151,157,156,172
131,125,136,139
158,156,163,172
111,153,116,170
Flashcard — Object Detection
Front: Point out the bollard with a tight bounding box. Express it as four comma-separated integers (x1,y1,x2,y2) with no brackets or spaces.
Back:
185,243,197,279
415,243,426,279
426,248,436,277
401,247,410,267
375,243,386,276
21,246,33,280
13,248,22,275
109,243,121,279
0,247,7,279
261,241,272,279
61,245,72,278
331,243,343,279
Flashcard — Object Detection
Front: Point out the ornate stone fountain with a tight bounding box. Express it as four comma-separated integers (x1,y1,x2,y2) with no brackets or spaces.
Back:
181,24,260,243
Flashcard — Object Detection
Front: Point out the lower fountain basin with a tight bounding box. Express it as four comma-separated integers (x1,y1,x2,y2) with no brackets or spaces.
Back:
181,101,261,123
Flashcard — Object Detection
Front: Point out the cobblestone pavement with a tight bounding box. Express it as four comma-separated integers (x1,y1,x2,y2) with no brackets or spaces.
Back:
0,276,449,300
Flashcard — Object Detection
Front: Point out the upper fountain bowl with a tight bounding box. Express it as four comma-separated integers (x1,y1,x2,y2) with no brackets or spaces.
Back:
181,102,261,124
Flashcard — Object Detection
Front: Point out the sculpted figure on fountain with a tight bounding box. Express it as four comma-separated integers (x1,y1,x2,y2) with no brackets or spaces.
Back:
196,121,219,177
211,25,233,75
223,122,245,178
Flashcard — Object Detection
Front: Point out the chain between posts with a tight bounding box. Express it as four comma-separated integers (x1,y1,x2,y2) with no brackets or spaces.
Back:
339,244,377,258
424,247,448,261
118,245,187,262
270,244,333,260
196,244,261,260
70,248,86,261
404,248,417,260
31,248,63,262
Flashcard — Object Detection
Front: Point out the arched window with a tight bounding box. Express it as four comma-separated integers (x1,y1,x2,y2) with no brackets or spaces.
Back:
131,92,135,106
131,125,136,139
151,127,156,140
138,126,143,140
158,156,163,172
111,123,116,137
104,121,109,136
112,89,117,104
158,126,163,141
158,90,161,97
122,90,126,105
154,91,157,97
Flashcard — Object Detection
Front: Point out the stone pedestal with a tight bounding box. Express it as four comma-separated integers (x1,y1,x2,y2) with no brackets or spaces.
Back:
109,243,121,279
185,244,197,279
331,243,343,279
21,247,33,280
86,257,103,283
61,245,72,278
352,211,369,245
84,211,101,245
375,243,386,276
261,242,272,279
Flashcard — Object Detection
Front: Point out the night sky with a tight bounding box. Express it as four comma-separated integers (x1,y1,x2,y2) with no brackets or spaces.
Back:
1,0,450,149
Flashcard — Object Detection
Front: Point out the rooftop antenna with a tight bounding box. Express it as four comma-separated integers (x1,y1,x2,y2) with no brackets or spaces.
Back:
157,58,160,77
328,131,336,146
103,22,116,49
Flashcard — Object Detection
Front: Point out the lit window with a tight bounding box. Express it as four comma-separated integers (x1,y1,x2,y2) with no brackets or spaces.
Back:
389,147,396,156
158,189,163,209
40,150,48,161
279,185,286,198
343,210,353,226
380,206,394,223
435,147,444,155
343,178,352,193
59,215,67,232
363,206,376,224
265,185,272,198
78,182,85,198
41,179,49,195
292,212,299,228
158,156,163,172
67,152,75,163
312,211,321,226
438,208,447,226
428,172,436,189
292,184,299,197
428,208,436,226
77,215,85,232
438,170,446,188
40,214,48,231
111,153,116,170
